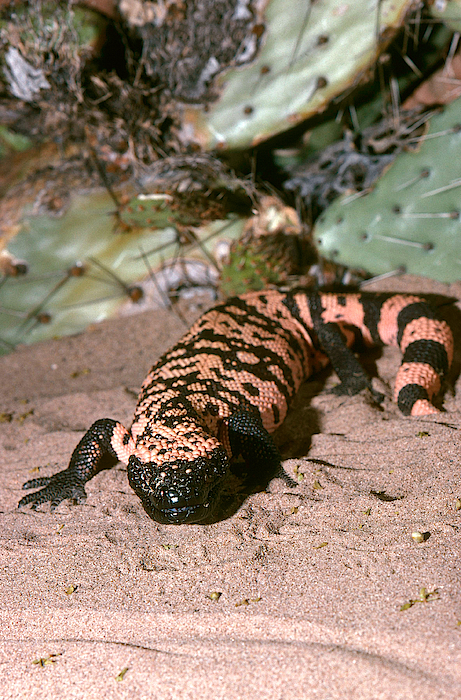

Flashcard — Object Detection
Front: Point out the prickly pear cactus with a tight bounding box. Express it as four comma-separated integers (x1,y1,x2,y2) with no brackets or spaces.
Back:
430,0,461,32
0,180,245,354
219,196,310,296
180,0,414,150
313,97,461,283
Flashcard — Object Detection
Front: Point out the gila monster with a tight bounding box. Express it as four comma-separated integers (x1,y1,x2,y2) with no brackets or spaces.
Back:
18,290,453,524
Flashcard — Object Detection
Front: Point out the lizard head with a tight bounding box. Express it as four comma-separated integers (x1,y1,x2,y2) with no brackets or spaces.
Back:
127,446,230,524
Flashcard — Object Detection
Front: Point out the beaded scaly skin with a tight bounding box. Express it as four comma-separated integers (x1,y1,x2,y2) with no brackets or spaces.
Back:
19,290,453,524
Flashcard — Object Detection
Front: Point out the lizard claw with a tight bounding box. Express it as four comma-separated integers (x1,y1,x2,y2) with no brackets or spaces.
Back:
18,469,87,511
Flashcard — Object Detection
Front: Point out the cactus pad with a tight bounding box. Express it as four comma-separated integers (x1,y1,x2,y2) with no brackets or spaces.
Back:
0,187,244,353
219,196,310,296
313,98,461,282
180,0,414,149
430,0,461,32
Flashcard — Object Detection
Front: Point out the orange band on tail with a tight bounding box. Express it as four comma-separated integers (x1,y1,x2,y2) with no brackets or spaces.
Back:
399,317,454,364
394,362,441,402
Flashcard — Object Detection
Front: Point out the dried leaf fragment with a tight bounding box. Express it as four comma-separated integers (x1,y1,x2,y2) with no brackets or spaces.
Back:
32,652,62,667
116,667,129,681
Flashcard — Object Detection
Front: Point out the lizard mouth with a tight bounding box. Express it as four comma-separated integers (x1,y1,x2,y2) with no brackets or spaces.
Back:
132,480,218,524
149,501,211,524
139,476,229,524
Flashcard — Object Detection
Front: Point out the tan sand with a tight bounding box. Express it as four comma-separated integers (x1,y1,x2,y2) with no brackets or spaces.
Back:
1,275,460,699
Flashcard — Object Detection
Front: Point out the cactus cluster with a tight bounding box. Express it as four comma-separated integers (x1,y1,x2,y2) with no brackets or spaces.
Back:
1,1,461,355
0,163,316,352
313,97,461,282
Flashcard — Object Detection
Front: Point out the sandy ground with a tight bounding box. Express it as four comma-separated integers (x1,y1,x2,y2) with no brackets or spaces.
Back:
0,275,460,700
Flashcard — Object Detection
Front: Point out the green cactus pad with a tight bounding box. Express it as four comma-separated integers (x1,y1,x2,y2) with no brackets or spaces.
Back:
180,0,414,150
313,98,461,282
220,239,283,297
219,196,309,296
430,0,461,32
0,189,244,352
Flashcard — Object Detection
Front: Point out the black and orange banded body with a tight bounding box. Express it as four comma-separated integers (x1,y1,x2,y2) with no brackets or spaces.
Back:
19,290,454,524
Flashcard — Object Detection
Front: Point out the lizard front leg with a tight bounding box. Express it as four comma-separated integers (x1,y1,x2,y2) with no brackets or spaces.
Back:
227,408,297,488
18,418,134,510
